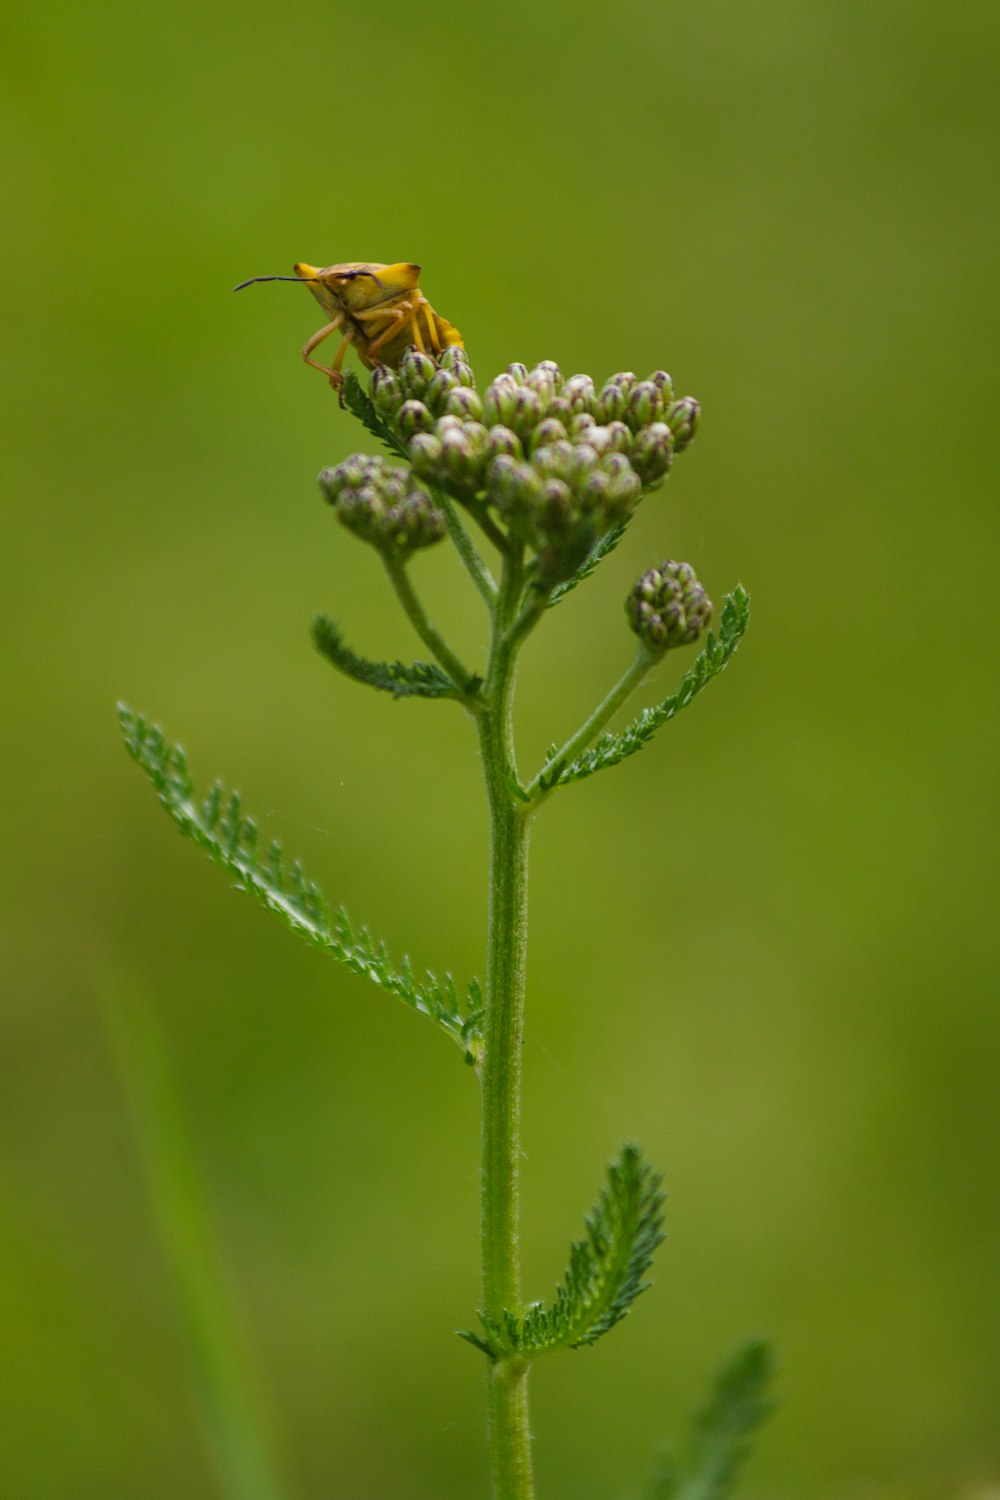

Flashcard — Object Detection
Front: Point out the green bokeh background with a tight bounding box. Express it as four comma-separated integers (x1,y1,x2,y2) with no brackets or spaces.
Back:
2,1,997,1496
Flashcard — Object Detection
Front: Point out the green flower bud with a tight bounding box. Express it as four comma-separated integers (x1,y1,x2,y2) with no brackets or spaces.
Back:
523,361,562,404
530,416,570,450
438,344,475,385
596,377,630,424
598,452,643,513
648,370,674,404
562,373,597,415
630,422,674,488
483,374,521,427
489,455,543,518
605,419,633,454
625,560,713,651
371,366,403,416
545,396,574,425
397,348,437,400
532,439,579,484
397,399,434,439
424,367,461,413
538,477,574,533
486,424,523,462
666,397,701,452
443,386,485,422
408,431,443,479
438,420,490,493
319,455,446,556
569,411,597,439
507,386,545,440
626,380,666,431
506,361,529,383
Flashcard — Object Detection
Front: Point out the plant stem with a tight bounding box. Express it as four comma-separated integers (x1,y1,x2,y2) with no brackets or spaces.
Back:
525,644,654,802
382,554,478,692
477,556,535,1500
432,488,499,606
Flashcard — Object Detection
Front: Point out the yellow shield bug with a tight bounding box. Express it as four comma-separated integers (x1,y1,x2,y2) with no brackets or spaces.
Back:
234,261,464,391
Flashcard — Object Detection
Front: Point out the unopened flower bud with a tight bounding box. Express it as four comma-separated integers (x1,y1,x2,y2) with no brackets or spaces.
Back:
630,422,674,488
625,560,713,652
490,455,542,516
397,399,434,439
596,378,630,424
372,366,403,416
538,478,574,532
443,386,485,422
483,374,521,427
506,362,529,383
486,425,523,462
397,348,437,400
527,359,563,396
530,416,569,450
569,411,597,439
507,386,545,440
424,368,461,413
545,396,574,425
598,452,643,513
562,373,597,415
437,344,475,385
438,420,490,492
648,370,674,404
627,380,666,431
408,431,444,478
666,397,701,452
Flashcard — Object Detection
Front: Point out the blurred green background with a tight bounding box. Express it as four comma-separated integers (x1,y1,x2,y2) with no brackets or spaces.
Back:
2,0,998,1496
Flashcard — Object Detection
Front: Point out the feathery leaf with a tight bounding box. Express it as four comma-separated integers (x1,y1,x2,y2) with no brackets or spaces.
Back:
540,586,749,792
311,615,475,700
546,520,631,608
645,1339,777,1500
463,1144,664,1358
340,371,408,459
118,705,481,1057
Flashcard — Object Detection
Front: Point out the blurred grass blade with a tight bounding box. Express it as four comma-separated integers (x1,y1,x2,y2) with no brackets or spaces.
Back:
645,1339,776,1500
102,973,292,1500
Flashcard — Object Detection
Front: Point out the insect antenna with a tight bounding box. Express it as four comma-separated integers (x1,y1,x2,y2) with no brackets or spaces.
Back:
232,275,321,291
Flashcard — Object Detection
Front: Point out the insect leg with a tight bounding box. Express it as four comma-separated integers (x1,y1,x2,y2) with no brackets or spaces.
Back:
361,306,411,357
301,314,345,375
415,295,441,351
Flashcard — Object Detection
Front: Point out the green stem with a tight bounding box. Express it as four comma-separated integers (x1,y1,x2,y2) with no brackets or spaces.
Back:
382,554,479,694
432,488,499,606
526,645,655,802
478,556,536,1500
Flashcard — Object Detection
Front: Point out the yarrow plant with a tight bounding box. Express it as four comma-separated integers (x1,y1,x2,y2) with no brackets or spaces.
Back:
120,339,771,1499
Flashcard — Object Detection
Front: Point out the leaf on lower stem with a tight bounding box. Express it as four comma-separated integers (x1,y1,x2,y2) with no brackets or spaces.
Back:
340,371,408,459
118,705,481,1056
312,615,476,700
460,1144,665,1359
545,586,750,791
643,1339,777,1500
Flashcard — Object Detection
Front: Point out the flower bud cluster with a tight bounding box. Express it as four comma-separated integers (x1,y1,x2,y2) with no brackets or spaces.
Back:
368,353,701,585
626,561,713,652
319,454,446,557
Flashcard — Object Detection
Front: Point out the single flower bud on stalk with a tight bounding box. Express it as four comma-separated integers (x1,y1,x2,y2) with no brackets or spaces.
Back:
397,348,437,401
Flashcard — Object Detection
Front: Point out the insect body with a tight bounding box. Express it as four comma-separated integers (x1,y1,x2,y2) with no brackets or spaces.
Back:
234,261,463,390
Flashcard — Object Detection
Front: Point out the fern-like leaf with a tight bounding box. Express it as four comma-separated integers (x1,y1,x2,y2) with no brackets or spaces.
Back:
118,705,481,1057
645,1339,776,1500
311,614,474,700
462,1144,664,1359
546,520,631,608
340,370,408,459
539,586,749,792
